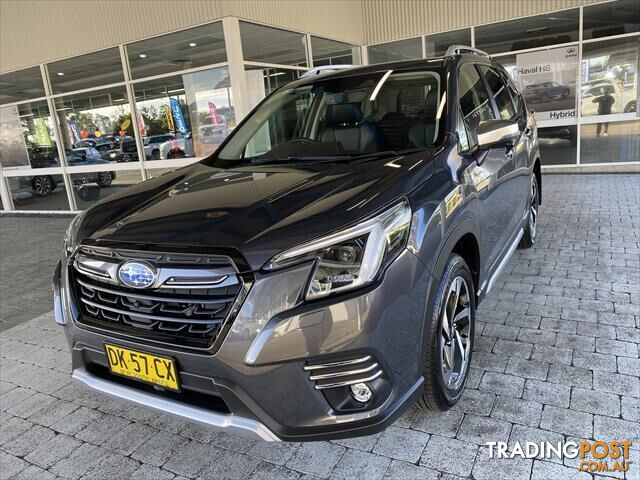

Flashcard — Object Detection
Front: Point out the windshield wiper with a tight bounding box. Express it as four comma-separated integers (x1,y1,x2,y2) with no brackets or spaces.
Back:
250,154,352,165
352,148,426,161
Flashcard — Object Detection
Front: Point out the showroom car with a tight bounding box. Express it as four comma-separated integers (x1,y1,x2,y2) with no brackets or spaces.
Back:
56,45,541,441
523,81,571,103
20,147,116,196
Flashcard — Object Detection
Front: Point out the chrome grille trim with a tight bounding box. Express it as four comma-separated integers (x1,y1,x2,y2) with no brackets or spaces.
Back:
304,355,383,390
73,254,237,289
308,363,379,381
79,298,226,325
76,279,235,305
314,371,383,390
303,355,372,371
70,245,245,350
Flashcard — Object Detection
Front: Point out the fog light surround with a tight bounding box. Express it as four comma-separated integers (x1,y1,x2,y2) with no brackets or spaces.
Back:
350,383,373,403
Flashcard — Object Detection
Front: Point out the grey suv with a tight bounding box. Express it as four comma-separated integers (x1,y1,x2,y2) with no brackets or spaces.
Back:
55,46,541,441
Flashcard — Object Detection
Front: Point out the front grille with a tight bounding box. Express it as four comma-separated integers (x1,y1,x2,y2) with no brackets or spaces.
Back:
304,355,383,390
69,246,245,351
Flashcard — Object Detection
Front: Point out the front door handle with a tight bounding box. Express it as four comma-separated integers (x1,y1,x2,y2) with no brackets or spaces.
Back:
524,127,533,138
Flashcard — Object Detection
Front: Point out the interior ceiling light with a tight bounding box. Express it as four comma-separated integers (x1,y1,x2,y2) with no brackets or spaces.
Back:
57,72,64,76
139,53,147,59
189,42,197,47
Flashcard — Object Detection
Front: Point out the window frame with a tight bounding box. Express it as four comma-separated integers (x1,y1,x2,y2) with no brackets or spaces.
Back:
478,64,519,122
456,60,497,150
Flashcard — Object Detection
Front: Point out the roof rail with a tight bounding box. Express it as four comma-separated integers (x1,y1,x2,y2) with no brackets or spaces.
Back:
445,45,490,58
301,65,357,78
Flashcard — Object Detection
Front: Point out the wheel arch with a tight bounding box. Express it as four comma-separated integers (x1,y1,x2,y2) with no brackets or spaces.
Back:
533,158,542,205
430,218,482,304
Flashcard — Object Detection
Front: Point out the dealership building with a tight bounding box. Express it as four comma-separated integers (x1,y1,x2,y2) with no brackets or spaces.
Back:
0,0,638,213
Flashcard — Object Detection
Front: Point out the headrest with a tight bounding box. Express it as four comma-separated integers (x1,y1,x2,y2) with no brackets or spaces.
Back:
326,103,364,126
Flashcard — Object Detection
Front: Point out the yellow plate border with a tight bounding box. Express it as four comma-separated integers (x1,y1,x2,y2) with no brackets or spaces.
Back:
103,343,181,392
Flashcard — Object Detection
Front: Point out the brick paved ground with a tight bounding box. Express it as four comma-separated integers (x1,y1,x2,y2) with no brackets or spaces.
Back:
1,174,639,479
0,216,72,331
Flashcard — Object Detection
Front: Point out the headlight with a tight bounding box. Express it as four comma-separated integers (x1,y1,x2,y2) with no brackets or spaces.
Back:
63,212,85,255
266,200,412,300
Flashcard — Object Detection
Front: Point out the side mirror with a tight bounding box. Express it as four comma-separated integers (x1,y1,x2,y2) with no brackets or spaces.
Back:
477,119,519,150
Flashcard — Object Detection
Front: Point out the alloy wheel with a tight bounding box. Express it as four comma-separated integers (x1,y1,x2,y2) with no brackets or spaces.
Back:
98,172,113,186
529,179,538,240
440,276,471,390
34,176,53,196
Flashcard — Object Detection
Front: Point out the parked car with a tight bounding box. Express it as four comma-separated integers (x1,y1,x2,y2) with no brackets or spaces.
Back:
158,133,194,160
581,80,637,115
116,136,139,162
198,123,229,146
522,81,570,103
21,147,115,196
143,134,178,160
57,45,541,442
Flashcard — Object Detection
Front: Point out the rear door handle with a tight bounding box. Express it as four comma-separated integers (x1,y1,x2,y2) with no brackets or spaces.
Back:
524,127,533,138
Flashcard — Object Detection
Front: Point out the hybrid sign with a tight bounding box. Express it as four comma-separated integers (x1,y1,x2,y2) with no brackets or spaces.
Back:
516,46,579,121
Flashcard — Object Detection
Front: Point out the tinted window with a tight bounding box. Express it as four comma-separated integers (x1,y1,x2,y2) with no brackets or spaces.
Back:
368,38,422,64
126,22,226,80
583,0,639,40
48,48,124,94
217,68,443,162
481,66,516,120
458,64,494,144
424,29,471,57
0,67,46,104
475,9,579,54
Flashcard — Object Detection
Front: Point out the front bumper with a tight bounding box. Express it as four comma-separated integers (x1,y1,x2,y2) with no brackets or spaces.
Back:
54,249,431,441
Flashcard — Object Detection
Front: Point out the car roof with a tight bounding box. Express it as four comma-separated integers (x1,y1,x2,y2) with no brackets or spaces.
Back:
285,57,448,87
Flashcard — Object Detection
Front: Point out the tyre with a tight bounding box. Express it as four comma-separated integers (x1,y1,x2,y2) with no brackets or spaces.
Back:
97,172,113,187
151,149,160,160
518,174,539,249
168,150,186,159
624,101,636,113
417,254,475,411
32,175,54,196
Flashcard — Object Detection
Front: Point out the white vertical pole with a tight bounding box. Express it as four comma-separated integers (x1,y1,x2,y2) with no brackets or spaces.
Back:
42,64,78,211
306,33,314,68
119,44,148,180
0,172,13,210
361,45,369,66
576,7,583,166
223,17,250,121
470,26,475,48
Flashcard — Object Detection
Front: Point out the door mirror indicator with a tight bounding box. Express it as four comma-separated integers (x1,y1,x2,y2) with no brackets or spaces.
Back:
477,120,519,150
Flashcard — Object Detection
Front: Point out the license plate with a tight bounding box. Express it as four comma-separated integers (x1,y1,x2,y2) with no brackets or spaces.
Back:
104,344,179,391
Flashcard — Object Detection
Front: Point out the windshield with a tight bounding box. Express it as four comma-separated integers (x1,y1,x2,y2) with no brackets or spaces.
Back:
216,67,444,163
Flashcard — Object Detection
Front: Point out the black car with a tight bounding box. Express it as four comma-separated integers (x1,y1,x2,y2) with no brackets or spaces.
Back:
56,45,541,442
22,147,116,196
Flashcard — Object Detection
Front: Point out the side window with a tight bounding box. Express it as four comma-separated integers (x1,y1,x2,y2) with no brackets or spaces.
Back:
481,66,516,120
458,63,495,147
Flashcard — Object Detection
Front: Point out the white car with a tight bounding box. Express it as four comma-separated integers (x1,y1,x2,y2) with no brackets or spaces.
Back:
159,135,194,160
581,80,637,115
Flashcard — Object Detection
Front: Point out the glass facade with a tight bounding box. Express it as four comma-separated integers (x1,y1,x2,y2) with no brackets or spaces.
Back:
368,38,422,63
311,37,362,66
0,3,638,211
425,29,472,57
475,9,580,54
126,22,226,79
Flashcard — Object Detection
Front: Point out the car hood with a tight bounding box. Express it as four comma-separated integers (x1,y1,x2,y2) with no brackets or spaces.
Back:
76,155,435,270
